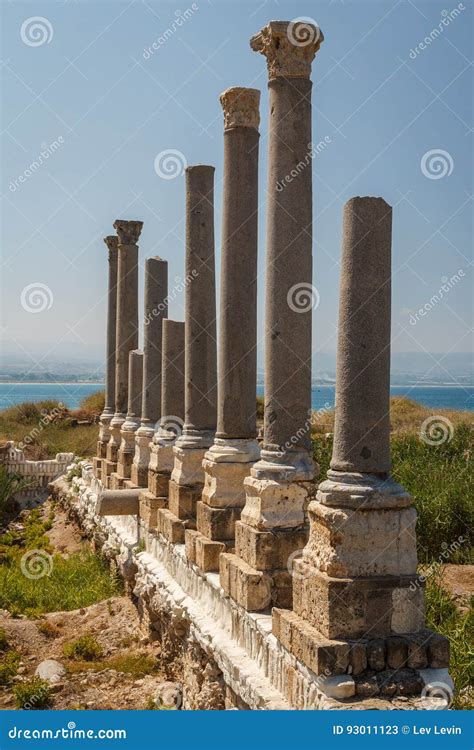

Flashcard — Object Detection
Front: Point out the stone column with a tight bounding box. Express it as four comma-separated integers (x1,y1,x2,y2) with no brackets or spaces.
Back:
140,320,185,530
96,235,119,475
130,257,168,488
158,166,217,544
220,21,323,611
271,198,448,700
113,349,143,487
104,220,142,488
188,88,261,572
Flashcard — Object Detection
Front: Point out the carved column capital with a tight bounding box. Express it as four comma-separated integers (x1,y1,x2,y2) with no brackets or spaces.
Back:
250,20,324,80
113,219,143,245
220,87,260,130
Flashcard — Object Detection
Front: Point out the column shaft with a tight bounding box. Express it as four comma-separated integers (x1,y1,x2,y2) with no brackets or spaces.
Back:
96,235,118,467
331,197,392,474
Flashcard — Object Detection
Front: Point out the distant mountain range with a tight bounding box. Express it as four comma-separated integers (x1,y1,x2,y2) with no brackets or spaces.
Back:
0,351,471,386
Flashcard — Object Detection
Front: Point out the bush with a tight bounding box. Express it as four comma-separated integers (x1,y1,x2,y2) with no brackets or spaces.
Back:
78,390,105,418
425,570,473,709
0,627,8,651
0,650,21,685
13,677,51,709
63,635,103,661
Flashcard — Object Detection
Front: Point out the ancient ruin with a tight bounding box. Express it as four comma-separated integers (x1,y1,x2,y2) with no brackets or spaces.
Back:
50,20,451,710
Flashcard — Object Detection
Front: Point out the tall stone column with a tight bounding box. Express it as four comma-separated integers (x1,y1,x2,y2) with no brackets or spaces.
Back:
140,319,185,530
157,166,217,544
104,220,142,488
220,21,323,610
187,88,261,572
271,198,448,700
112,349,143,487
96,235,119,475
130,257,168,488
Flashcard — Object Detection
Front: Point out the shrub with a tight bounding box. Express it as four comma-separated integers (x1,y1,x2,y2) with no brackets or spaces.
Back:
63,634,103,661
36,620,61,639
0,650,20,685
13,677,51,709
0,627,8,651
78,390,105,418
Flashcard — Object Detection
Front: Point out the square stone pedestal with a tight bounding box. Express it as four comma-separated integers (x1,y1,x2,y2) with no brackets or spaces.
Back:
189,442,259,572
92,457,102,480
218,463,315,611
139,490,167,530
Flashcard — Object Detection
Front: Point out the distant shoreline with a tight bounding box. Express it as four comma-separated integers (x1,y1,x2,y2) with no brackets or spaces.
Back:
0,381,472,389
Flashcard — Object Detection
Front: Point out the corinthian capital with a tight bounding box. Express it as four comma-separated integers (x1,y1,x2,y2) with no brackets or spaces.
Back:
113,219,143,246
250,20,324,80
220,87,260,131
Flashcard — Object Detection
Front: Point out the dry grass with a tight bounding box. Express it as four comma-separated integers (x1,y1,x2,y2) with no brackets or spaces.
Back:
311,396,473,435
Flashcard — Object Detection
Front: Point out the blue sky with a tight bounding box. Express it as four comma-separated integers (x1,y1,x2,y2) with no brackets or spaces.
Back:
1,0,472,379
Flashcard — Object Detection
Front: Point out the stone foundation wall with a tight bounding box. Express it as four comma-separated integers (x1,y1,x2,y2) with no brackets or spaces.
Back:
1,441,74,504
48,462,452,710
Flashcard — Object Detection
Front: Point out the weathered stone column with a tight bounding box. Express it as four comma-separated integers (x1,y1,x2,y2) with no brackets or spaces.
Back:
187,88,261,572
220,21,323,610
95,235,119,476
104,220,142,488
130,257,168,488
271,198,448,700
158,166,217,544
140,319,185,529
112,349,143,487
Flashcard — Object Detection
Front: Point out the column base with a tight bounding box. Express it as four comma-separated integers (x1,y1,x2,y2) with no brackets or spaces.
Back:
219,553,292,611
218,451,316,611
130,465,148,487
191,439,260,571
139,489,167,530
106,415,125,462
96,440,108,460
156,507,196,544
92,457,102,480
148,468,171,498
272,607,449,698
109,473,127,490
131,423,154,488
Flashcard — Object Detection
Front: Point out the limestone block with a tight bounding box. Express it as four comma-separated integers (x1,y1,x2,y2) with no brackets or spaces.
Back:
219,553,272,611
272,608,349,675
367,639,386,671
241,475,312,530
202,457,251,509
427,633,450,668
196,501,241,541
195,535,227,572
386,636,408,669
235,521,308,570
348,643,367,675
148,469,171,498
139,490,167,529
171,445,206,487
184,529,201,563
306,501,418,577
168,481,202,520
293,569,425,640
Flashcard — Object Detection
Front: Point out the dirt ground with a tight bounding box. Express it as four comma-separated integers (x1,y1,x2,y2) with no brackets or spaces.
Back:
0,502,173,711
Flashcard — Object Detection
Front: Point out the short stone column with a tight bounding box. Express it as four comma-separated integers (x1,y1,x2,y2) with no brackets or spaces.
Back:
220,21,323,610
104,220,142,488
95,235,119,477
130,257,168,488
188,88,261,572
158,166,217,544
271,198,448,699
112,349,143,487
140,320,185,529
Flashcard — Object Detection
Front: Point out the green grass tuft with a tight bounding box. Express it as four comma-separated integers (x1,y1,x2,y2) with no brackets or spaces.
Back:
63,634,103,661
13,676,51,709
